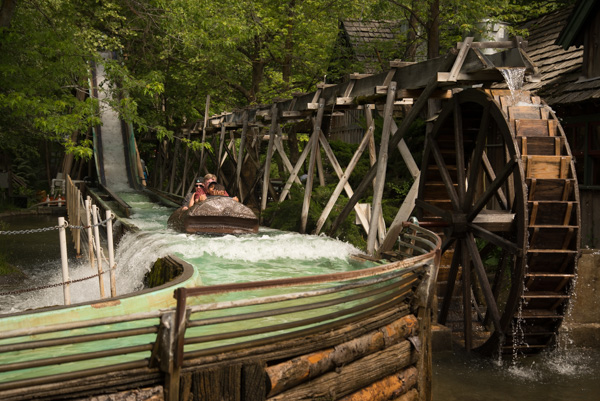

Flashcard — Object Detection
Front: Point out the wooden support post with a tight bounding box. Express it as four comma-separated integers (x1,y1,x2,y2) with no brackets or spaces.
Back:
58,217,71,306
92,205,106,299
301,99,325,233
235,112,248,201
316,144,325,187
261,104,278,215
106,210,116,298
180,129,191,196
86,197,94,271
367,82,396,255
198,95,210,178
168,134,180,193
216,124,226,182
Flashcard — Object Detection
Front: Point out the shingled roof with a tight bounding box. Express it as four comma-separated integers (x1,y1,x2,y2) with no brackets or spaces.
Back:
339,20,407,74
520,6,600,106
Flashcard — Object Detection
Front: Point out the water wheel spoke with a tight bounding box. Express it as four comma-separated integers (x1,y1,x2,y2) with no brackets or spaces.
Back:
467,156,517,221
484,249,510,327
468,222,519,254
441,236,455,253
426,134,461,210
464,233,502,334
460,238,473,351
482,151,509,210
465,104,490,208
439,239,461,325
453,101,466,205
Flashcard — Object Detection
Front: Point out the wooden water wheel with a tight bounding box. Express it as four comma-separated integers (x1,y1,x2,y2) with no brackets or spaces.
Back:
416,88,580,354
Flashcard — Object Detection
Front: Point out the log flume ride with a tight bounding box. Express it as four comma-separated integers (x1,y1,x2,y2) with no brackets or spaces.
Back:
167,196,259,235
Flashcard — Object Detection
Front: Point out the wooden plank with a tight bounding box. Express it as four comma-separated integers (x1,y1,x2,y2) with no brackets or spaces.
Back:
367,82,396,254
235,112,248,202
508,106,541,121
524,155,572,179
447,37,474,82
378,175,420,254
260,105,278,214
194,364,242,401
300,99,325,233
242,363,266,401
515,119,553,137
517,136,563,156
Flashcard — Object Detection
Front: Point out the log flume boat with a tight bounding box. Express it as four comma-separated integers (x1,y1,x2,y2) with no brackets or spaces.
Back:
167,196,259,235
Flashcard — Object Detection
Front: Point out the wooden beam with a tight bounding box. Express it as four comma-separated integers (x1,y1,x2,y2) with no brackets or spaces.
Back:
367,82,396,255
260,104,278,214
301,99,325,233
313,128,373,235
328,52,457,238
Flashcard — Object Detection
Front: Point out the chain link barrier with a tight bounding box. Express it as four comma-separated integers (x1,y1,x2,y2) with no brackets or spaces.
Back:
0,270,113,296
0,214,115,297
0,216,112,235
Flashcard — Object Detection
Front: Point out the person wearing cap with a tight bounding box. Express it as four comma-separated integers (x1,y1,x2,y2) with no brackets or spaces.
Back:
207,182,239,202
182,178,206,210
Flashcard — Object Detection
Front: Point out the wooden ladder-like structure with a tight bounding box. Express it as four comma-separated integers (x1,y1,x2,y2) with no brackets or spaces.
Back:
499,89,580,353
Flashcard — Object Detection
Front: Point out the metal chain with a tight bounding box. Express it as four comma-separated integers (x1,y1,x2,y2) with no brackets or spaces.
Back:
0,216,112,235
0,269,113,296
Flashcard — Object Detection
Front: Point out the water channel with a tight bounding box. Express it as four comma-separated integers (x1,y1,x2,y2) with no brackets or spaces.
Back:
1,194,599,400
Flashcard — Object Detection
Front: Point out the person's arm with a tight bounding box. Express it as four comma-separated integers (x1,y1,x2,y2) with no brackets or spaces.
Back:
182,193,191,210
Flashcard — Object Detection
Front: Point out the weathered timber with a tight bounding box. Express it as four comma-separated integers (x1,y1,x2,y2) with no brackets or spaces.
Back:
327,52,458,238
265,314,419,397
313,127,373,235
300,98,325,233
268,341,417,400
337,366,418,401
181,306,411,370
367,82,396,254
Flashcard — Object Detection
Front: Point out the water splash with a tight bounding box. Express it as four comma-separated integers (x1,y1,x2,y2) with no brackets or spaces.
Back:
498,67,527,105
1,195,369,313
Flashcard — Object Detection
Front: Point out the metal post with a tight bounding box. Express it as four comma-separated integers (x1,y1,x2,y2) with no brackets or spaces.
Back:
58,217,71,305
106,210,116,297
92,205,106,298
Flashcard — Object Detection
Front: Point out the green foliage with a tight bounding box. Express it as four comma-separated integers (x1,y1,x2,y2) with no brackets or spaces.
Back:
263,184,367,249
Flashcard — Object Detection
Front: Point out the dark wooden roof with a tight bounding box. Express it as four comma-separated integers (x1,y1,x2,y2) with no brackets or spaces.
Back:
339,20,406,74
520,6,600,106
556,0,600,48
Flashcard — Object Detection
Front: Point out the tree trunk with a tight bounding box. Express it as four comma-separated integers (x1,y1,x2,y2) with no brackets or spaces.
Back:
427,0,440,59
0,0,17,29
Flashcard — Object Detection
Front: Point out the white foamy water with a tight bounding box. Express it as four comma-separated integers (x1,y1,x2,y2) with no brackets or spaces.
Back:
1,193,367,313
